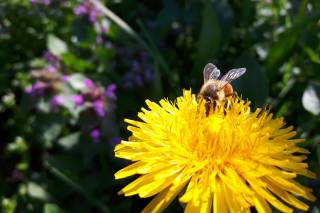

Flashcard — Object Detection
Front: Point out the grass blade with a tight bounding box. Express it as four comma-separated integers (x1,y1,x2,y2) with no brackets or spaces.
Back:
44,161,110,213
90,0,171,80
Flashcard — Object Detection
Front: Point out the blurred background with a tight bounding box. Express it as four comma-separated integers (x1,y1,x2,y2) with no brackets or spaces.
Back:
0,0,320,212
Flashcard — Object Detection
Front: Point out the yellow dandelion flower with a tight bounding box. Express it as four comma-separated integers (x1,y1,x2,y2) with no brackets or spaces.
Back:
114,90,316,213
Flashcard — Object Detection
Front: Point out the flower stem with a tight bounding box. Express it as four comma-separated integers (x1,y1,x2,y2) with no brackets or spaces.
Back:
90,0,171,79
44,161,110,213
136,19,171,76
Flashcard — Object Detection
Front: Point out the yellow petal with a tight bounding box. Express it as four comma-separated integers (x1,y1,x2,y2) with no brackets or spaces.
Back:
142,180,188,213
253,194,272,213
264,177,309,211
213,179,228,213
114,161,146,179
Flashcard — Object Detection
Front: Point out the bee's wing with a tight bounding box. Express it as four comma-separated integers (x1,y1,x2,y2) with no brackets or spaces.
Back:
203,63,220,83
220,68,246,83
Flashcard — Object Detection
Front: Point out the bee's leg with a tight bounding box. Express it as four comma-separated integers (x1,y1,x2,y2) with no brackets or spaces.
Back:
196,95,202,105
224,92,237,101
256,104,272,118
229,91,238,99
197,96,210,116
233,91,238,97
223,100,229,116
256,109,263,118
265,104,272,112
223,101,229,109
196,94,201,103
205,101,211,117
196,96,203,114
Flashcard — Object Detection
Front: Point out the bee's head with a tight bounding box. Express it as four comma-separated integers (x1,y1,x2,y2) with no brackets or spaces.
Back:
205,84,219,101
203,95,212,103
197,83,219,103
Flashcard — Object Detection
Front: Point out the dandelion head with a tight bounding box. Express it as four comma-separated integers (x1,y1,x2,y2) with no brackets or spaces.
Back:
114,90,316,213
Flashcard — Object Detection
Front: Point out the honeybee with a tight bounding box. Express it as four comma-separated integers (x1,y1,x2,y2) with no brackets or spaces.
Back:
197,63,246,114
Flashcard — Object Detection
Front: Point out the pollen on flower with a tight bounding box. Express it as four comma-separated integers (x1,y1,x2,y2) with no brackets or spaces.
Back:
114,90,316,213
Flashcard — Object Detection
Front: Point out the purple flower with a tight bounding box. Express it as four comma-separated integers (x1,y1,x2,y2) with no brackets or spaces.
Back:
105,42,113,49
84,78,94,88
26,81,46,96
90,129,100,143
105,84,116,99
123,82,132,89
51,95,63,108
131,60,140,72
33,82,46,92
96,35,103,44
93,99,105,117
25,86,33,94
44,50,59,64
72,95,83,106
74,5,87,16
135,75,143,87
109,136,121,147
122,77,134,89
99,23,109,34
140,51,148,62
74,0,103,23
11,170,24,182
47,65,58,73
62,75,70,83
120,49,154,89
89,11,99,23
144,67,153,81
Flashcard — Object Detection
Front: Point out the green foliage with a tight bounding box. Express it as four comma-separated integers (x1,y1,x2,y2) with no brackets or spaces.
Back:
192,1,221,75
47,34,69,57
0,0,320,212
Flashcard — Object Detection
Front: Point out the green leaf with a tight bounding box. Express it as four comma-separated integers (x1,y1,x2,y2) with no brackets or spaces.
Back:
44,161,110,213
44,204,62,213
233,53,269,107
34,114,66,143
43,121,63,143
211,0,233,39
95,47,115,61
304,47,320,64
47,34,68,57
192,1,221,76
27,182,50,201
59,94,77,115
1,197,17,213
316,142,320,164
150,63,163,100
16,162,28,171
68,73,87,91
47,154,82,174
312,206,320,213
58,132,80,150
37,99,51,113
265,29,299,79
6,136,28,153
61,53,93,72
29,58,47,68
72,19,95,43
302,81,320,115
